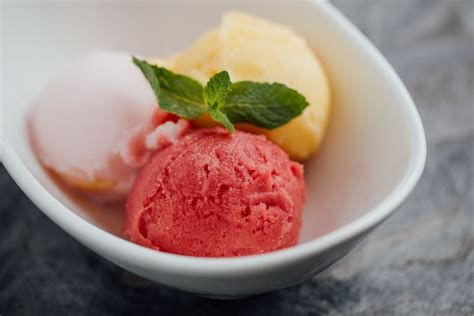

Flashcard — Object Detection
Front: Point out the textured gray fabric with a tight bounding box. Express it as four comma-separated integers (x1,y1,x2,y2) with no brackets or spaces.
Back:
1,0,473,315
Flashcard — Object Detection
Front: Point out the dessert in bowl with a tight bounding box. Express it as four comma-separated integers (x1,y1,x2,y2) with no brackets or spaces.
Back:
28,11,329,258
1,1,425,297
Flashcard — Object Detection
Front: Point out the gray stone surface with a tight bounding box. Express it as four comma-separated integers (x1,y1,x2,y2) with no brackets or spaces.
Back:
1,0,473,315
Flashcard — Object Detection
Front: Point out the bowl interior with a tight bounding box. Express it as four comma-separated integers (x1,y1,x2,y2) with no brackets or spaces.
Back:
1,1,419,246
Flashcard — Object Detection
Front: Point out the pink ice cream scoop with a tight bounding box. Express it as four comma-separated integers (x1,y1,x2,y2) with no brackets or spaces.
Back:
28,51,189,202
124,128,307,257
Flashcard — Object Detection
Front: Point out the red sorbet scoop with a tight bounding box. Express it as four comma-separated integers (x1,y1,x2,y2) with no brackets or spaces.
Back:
124,127,306,257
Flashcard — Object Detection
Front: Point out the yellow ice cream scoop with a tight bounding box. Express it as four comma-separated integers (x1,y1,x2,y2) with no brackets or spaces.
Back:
171,12,331,161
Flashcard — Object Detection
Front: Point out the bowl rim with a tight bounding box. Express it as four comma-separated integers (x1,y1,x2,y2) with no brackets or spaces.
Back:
1,0,426,276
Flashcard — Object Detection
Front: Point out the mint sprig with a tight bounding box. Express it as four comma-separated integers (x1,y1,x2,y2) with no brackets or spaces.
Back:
133,57,309,132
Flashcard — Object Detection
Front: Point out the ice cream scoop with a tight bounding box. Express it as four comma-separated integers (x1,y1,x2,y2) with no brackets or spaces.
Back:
124,128,306,257
28,51,189,202
171,12,331,160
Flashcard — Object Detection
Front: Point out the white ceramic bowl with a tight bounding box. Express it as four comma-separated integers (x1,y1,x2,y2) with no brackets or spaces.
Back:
1,0,426,297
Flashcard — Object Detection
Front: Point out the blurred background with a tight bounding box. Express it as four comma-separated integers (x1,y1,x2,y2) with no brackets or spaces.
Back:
1,0,473,315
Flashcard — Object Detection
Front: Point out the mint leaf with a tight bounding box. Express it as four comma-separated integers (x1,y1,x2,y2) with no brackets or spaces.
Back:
133,57,206,119
222,82,309,129
208,105,235,133
203,71,232,110
133,56,161,96
203,71,235,132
